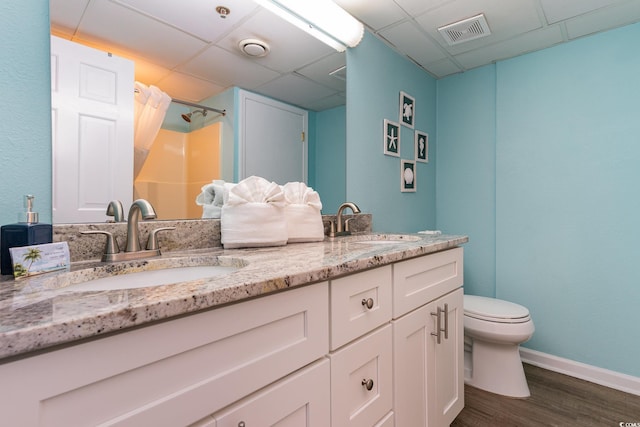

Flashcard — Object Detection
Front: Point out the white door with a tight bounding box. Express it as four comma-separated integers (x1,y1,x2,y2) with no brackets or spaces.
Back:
238,89,307,184
51,36,134,223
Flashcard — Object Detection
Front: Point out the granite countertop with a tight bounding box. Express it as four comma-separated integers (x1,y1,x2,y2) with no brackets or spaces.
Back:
0,232,467,361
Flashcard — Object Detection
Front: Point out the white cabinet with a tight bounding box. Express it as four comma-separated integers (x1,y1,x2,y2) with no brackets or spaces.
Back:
0,283,328,427
0,247,465,427
213,358,331,427
392,247,464,427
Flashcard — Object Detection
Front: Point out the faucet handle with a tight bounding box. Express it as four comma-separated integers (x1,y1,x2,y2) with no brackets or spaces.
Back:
146,227,176,251
105,200,125,222
80,230,120,255
344,218,355,232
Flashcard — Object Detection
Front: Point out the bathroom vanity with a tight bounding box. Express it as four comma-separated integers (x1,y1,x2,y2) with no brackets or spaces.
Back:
0,231,466,426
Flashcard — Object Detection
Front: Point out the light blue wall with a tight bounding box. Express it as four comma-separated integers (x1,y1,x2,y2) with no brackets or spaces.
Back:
346,32,437,232
0,1,52,227
314,105,346,213
437,22,640,377
436,66,496,298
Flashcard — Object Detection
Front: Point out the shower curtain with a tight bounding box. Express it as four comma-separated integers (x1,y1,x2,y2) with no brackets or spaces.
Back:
133,82,172,179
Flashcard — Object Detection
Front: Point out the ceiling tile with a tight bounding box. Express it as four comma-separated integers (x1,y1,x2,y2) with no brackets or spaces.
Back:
334,0,408,31
156,72,226,103
296,53,347,92
77,0,207,69
112,0,259,42
539,0,624,24
422,58,463,78
378,21,447,66
393,0,453,17
49,0,90,33
414,0,543,55
255,74,339,110
216,9,334,74
454,25,563,69
179,45,281,89
565,1,640,39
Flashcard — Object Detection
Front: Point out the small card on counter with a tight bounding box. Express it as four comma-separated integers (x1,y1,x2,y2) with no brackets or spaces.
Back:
9,242,70,279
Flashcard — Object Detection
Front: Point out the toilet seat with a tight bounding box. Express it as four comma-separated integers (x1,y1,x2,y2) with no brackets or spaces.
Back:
464,295,530,324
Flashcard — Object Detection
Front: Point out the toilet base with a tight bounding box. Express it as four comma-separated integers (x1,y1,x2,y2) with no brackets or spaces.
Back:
464,337,530,398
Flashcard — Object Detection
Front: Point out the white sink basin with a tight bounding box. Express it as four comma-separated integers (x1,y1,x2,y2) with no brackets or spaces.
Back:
351,234,421,245
65,265,239,292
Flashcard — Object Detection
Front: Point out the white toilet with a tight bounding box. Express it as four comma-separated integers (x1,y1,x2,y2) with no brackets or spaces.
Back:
463,295,535,398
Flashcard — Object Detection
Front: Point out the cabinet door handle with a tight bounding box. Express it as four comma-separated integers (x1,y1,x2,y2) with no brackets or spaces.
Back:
430,307,442,344
443,303,449,340
361,298,374,309
361,378,374,391
238,423,246,427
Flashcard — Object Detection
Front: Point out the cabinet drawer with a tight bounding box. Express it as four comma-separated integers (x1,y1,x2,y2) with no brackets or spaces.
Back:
330,325,393,427
0,283,329,427
330,265,392,350
213,358,330,427
392,247,463,318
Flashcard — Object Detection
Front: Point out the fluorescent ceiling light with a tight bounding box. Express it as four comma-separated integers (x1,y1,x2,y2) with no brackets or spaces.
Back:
254,0,364,52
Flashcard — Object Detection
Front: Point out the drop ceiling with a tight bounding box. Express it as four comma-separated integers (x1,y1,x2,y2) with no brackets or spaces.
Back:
50,0,640,111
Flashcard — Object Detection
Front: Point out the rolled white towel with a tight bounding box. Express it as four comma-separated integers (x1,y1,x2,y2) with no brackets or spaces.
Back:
282,182,324,243
221,176,287,248
196,180,227,218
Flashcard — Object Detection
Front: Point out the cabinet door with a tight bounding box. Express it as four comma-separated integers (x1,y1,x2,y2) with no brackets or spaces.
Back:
392,288,464,427
427,288,464,427
392,304,430,427
330,325,393,427
214,359,330,427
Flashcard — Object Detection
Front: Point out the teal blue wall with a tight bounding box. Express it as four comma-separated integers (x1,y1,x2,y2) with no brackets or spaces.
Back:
436,66,496,298
314,105,346,213
436,22,640,377
347,32,437,232
0,1,52,226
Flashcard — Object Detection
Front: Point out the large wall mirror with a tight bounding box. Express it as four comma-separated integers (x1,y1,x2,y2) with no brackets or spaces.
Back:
50,0,347,223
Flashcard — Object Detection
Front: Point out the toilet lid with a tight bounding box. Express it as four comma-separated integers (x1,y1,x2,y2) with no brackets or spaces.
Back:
464,295,530,323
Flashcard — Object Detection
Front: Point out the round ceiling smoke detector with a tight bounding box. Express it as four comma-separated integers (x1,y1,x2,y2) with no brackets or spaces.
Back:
239,39,270,58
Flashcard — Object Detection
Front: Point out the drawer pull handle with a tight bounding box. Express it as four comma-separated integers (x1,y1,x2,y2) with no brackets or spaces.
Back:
238,423,246,427
361,298,374,309
361,378,374,391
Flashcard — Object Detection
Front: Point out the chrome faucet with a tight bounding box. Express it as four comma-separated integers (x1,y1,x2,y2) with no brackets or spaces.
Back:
81,199,175,262
125,199,157,252
329,202,361,238
106,200,125,222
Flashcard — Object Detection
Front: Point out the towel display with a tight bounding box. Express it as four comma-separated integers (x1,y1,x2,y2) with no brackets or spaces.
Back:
282,182,324,242
221,176,287,248
195,180,227,219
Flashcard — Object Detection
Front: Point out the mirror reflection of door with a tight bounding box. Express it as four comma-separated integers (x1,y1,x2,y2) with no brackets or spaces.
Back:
51,36,134,223
239,90,308,184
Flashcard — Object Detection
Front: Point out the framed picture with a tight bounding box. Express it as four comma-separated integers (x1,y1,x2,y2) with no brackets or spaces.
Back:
415,130,428,163
399,91,415,129
383,119,400,157
401,159,416,192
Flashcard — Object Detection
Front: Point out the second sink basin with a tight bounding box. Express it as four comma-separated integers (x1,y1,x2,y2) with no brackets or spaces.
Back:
65,265,239,291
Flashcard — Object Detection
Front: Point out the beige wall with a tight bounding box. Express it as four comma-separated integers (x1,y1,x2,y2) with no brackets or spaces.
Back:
135,123,221,219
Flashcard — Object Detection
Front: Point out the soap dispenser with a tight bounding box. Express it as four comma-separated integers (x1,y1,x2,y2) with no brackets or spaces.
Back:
1,195,53,275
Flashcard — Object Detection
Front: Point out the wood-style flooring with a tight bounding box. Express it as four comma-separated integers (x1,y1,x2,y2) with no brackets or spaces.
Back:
451,363,640,426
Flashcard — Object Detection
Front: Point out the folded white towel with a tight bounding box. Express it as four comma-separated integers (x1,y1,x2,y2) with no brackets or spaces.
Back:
221,176,287,248
282,182,324,243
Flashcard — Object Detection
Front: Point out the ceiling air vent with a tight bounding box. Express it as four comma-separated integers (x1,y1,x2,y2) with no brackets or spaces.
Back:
438,13,491,46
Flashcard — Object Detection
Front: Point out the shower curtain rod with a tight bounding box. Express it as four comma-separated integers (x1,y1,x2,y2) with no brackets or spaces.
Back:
171,98,226,116
133,88,226,116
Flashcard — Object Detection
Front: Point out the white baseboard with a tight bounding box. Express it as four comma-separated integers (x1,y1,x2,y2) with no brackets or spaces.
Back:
520,347,640,397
